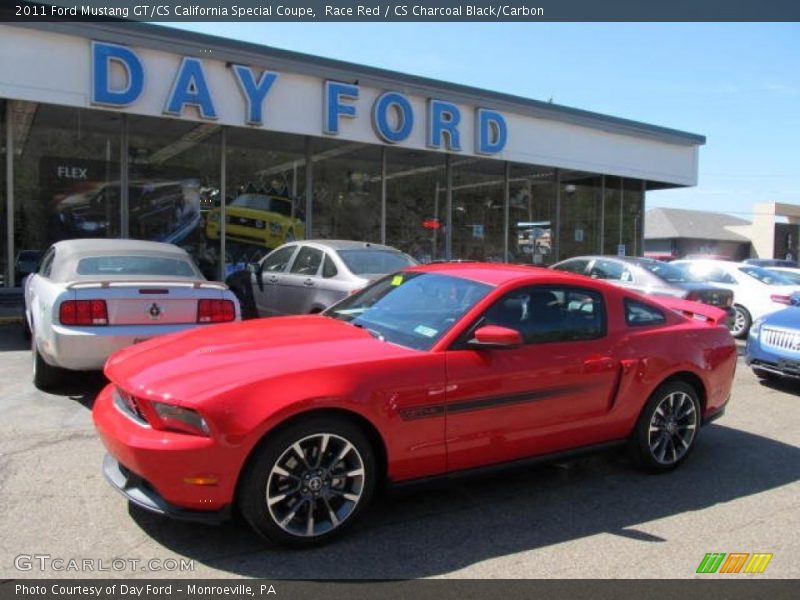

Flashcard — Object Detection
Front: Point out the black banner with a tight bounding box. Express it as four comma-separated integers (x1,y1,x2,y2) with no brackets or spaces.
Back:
2,580,799,600
2,0,800,22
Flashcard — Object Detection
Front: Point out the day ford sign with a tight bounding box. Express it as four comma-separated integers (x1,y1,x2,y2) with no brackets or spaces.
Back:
90,41,508,155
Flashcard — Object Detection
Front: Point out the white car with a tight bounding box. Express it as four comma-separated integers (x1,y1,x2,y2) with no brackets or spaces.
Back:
764,267,800,285
24,239,240,389
672,259,800,338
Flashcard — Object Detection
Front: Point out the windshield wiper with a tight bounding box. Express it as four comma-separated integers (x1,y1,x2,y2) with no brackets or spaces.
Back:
352,322,385,341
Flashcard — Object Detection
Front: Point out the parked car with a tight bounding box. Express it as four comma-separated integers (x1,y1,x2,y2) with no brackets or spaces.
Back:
93,262,736,547
24,239,240,389
226,240,417,319
743,258,799,269
672,259,800,338
205,192,305,250
763,267,800,285
14,249,43,287
550,256,734,317
746,305,800,381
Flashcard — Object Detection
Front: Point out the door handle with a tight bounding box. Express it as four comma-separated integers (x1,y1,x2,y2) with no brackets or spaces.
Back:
303,279,314,287
268,276,278,284
583,356,616,372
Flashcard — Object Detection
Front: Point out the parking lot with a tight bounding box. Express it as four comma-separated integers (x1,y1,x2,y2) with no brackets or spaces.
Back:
0,323,798,579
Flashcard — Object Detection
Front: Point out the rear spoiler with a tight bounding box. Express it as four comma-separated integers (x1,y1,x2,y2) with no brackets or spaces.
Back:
651,296,729,327
66,280,228,291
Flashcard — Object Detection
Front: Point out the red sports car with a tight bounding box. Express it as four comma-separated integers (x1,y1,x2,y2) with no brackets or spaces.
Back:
93,263,736,546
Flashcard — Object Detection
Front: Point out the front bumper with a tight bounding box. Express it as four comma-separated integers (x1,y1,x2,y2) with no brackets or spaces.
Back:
46,323,206,371
93,384,240,515
745,336,800,378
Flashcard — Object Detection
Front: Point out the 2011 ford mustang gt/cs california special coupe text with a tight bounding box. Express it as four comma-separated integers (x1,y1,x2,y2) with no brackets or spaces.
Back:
93,263,736,546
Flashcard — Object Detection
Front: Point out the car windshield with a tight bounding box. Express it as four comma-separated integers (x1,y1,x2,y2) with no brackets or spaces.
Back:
739,266,794,285
338,249,417,275
77,255,197,277
325,272,492,351
230,194,292,216
640,261,702,283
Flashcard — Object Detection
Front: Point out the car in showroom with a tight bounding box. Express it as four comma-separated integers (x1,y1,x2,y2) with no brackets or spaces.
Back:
226,240,417,318
205,190,305,250
671,259,800,338
550,256,734,319
93,262,736,547
746,304,800,381
25,239,240,389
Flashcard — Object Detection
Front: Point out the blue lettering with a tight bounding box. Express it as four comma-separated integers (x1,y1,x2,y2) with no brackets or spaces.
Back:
476,109,508,154
164,57,217,120
231,65,278,126
427,100,462,151
372,92,414,143
324,81,359,135
91,41,144,107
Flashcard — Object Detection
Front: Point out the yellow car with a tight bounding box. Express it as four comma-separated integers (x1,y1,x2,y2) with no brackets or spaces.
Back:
206,193,305,249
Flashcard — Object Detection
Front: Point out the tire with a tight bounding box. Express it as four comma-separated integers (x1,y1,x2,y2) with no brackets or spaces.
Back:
32,337,62,390
630,381,702,473
238,415,376,547
730,304,752,339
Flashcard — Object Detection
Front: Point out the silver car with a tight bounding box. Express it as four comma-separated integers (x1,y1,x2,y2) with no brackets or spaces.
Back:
229,240,417,318
25,239,240,389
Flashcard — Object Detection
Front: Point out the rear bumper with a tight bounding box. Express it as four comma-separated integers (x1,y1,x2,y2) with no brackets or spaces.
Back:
45,323,206,370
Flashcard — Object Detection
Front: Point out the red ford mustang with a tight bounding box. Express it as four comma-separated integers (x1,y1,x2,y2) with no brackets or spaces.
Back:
93,263,737,546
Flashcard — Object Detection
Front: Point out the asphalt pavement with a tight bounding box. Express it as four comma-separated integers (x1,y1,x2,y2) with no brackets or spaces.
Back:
0,325,797,579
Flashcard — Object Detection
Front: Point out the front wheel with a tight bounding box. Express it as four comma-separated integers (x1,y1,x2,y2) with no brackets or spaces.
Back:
730,304,752,339
238,416,376,547
631,381,701,472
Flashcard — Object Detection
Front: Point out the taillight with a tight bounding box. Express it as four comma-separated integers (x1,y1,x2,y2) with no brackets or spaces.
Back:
770,294,792,305
197,299,235,323
59,300,108,325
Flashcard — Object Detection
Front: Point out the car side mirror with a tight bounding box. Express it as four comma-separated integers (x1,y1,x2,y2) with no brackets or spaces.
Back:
467,325,523,350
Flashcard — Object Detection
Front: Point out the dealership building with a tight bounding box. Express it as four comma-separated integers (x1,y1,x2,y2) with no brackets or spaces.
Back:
0,21,705,284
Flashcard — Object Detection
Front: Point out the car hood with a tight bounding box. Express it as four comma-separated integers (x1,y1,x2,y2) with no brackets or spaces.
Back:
761,307,800,330
104,315,417,402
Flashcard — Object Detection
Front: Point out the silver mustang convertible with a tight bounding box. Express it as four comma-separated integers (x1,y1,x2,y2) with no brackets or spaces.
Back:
24,239,240,389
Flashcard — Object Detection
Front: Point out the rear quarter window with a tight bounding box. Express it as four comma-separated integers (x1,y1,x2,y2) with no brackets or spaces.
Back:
625,299,667,327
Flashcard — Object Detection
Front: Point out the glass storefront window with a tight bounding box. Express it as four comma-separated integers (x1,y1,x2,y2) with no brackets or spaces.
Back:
559,172,603,261
385,148,446,262
225,128,307,276
1,99,6,285
127,115,220,279
13,103,122,284
451,158,506,262
603,177,643,257
312,140,382,244
508,164,556,265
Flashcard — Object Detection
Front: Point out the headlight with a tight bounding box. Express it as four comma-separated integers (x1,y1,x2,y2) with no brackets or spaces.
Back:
150,401,210,436
750,318,764,338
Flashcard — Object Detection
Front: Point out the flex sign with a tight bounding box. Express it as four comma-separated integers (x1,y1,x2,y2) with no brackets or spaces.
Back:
90,41,508,155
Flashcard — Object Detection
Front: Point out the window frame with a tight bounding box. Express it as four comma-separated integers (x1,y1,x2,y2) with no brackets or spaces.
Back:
290,245,325,277
261,245,298,273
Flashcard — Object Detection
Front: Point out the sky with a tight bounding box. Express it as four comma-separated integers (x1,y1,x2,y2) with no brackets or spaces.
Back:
171,22,799,222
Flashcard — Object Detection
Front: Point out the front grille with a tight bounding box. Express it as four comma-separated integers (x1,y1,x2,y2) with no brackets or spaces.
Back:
113,387,148,426
761,327,800,352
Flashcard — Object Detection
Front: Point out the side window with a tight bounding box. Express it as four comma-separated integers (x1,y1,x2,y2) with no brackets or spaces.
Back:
290,246,324,276
38,248,55,278
625,299,666,327
322,254,338,279
705,268,736,285
553,259,589,275
261,245,296,273
482,286,606,344
590,259,624,280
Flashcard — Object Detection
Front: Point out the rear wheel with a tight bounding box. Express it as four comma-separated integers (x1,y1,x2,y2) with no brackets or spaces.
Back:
238,416,376,547
32,337,62,390
631,381,701,472
730,304,751,339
